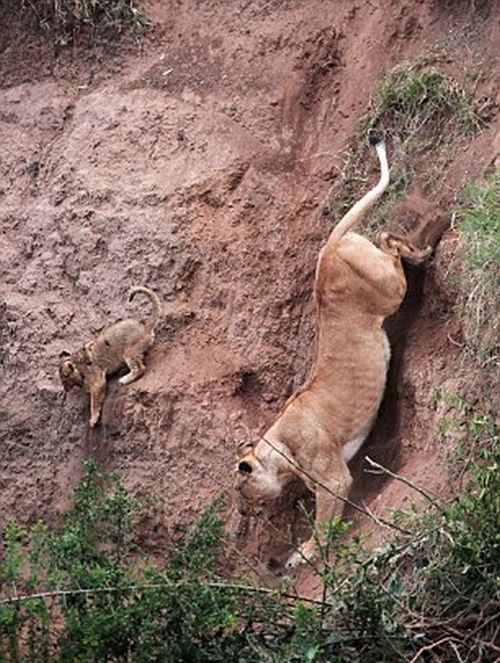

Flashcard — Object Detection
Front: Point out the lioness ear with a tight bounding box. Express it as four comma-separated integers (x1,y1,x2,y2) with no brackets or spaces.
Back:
236,440,254,459
238,461,253,475
59,350,71,358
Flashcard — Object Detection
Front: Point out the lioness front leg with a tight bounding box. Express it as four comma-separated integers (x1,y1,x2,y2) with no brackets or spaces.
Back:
119,356,146,385
379,232,432,265
285,471,351,570
89,372,106,427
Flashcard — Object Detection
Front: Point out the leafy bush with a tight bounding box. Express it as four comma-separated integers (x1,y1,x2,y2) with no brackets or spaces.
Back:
0,462,286,662
1,408,498,662
453,169,500,360
22,0,147,44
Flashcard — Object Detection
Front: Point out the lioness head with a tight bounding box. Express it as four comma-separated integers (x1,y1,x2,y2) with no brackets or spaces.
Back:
58,350,86,391
235,441,284,515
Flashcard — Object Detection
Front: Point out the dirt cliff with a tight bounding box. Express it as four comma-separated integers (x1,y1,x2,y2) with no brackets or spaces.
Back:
0,0,498,589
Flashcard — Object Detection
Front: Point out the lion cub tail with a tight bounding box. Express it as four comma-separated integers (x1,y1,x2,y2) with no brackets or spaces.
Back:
128,286,162,332
325,134,390,247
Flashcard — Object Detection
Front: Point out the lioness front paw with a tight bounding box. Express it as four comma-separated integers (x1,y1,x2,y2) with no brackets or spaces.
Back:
285,540,316,571
89,415,100,428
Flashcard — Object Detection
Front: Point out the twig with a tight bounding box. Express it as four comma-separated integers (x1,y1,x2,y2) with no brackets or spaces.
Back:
0,584,165,605
364,456,442,509
447,333,464,348
0,580,333,608
449,641,465,663
209,581,335,607
464,610,500,642
409,636,455,663
256,510,322,575
260,436,412,535
224,536,285,589
361,500,396,539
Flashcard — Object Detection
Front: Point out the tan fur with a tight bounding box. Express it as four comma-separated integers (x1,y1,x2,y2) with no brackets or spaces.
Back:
235,141,430,569
59,286,162,427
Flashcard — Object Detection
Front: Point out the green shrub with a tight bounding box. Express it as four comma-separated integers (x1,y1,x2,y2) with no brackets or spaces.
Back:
325,62,481,232
453,169,500,360
1,408,498,662
0,462,283,662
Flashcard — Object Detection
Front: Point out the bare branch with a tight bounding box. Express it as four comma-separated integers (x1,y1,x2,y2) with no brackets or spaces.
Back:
260,435,412,535
0,580,333,609
365,456,442,509
409,636,455,663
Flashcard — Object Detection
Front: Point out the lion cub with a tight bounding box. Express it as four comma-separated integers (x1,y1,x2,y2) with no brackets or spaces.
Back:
59,286,162,427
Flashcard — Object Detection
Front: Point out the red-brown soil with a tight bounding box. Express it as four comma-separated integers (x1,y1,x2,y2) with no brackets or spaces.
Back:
0,0,498,595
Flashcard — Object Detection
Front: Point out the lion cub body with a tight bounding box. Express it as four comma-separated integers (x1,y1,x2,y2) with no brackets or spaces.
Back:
59,286,161,427
85,319,154,374
236,141,430,569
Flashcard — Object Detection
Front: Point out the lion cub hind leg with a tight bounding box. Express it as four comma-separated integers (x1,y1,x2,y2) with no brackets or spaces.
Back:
379,232,432,265
89,371,107,428
119,355,146,385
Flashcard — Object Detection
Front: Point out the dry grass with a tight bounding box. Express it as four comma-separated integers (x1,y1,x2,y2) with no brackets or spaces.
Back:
453,168,499,362
22,0,147,44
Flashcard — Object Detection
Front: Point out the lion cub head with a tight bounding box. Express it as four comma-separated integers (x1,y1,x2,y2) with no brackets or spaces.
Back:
58,349,91,391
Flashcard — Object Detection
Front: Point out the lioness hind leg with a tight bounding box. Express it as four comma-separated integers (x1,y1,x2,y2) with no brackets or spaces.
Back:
379,232,432,265
119,356,146,385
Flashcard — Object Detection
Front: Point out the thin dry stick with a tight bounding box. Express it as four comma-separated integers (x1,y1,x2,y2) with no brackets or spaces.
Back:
409,636,456,663
224,536,288,590
0,580,333,609
256,510,322,575
296,498,335,575
364,456,442,509
361,500,398,540
209,581,335,608
260,435,412,535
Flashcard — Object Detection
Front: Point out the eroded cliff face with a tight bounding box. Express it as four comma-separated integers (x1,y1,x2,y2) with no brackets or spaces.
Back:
1,0,498,582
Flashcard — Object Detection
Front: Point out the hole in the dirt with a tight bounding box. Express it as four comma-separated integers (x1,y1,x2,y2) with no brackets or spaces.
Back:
234,369,262,397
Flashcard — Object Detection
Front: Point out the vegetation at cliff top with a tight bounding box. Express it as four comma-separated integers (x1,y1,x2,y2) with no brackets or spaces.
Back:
21,0,147,44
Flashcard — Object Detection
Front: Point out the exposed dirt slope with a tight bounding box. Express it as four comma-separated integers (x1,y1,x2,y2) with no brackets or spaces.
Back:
0,0,498,589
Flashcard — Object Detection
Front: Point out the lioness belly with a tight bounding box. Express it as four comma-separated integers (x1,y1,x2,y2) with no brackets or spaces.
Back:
341,424,371,462
340,331,390,461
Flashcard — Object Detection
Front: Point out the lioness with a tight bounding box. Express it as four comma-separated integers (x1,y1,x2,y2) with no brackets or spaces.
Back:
59,286,162,427
235,137,430,569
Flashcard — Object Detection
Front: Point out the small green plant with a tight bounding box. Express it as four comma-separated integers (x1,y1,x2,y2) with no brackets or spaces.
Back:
22,0,147,45
431,389,497,491
453,169,500,360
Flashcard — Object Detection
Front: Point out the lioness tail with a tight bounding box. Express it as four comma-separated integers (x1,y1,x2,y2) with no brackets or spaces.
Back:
325,136,390,247
128,286,162,332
